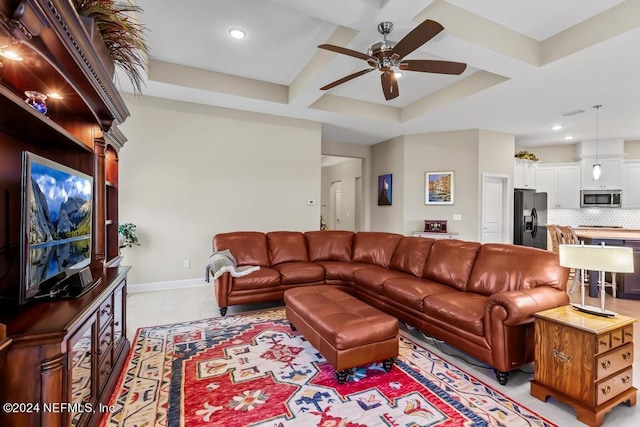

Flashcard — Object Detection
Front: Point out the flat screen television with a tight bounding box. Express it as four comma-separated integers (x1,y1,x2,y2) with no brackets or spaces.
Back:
20,152,93,303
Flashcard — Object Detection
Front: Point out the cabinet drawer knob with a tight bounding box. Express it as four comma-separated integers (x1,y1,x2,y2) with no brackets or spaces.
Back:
601,386,611,396
552,349,572,363
622,375,631,384
622,352,632,361
601,360,611,370
599,340,608,347
613,336,621,342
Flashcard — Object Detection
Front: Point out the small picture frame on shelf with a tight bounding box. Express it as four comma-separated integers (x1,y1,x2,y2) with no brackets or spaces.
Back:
425,171,454,205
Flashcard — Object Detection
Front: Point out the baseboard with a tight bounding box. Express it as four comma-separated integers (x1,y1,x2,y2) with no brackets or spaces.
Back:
128,278,208,294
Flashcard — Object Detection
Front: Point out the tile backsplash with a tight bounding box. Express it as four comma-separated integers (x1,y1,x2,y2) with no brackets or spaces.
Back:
548,209,640,229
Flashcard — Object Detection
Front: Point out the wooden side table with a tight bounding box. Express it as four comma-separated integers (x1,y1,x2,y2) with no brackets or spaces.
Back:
531,305,636,426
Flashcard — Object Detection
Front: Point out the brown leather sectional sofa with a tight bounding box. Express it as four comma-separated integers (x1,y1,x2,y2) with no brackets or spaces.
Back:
212,230,570,385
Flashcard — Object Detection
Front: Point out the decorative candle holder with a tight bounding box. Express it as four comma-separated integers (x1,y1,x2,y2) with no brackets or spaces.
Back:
24,91,48,115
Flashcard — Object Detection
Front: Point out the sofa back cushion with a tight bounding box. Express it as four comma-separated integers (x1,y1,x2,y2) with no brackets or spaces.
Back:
213,232,269,267
467,244,568,296
352,232,403,268
423,239,481,290
305,231,354,262
267,231,309,265
389,236,435,277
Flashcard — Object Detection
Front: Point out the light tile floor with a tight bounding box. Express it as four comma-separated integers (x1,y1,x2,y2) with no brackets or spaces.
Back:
127,285,639,426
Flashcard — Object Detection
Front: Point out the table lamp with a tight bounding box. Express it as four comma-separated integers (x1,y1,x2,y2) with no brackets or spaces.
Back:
558,242,634,317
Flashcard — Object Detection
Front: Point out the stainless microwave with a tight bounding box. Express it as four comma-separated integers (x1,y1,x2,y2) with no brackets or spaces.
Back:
581,190,622,208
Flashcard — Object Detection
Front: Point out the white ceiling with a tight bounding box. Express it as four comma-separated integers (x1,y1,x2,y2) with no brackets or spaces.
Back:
127,0,640,147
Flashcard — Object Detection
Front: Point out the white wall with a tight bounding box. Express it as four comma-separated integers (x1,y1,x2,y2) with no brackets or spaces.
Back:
371,136,405,232
118,95,321,285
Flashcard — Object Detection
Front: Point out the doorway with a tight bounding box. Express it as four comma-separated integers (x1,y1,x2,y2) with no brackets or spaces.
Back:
321,155,365,231
481,174,509,243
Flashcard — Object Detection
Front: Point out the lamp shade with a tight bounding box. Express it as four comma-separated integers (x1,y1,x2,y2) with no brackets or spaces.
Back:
559,244,634,273
592,163,602,180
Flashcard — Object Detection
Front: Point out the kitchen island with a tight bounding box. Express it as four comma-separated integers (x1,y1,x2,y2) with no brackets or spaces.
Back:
574,227,640,300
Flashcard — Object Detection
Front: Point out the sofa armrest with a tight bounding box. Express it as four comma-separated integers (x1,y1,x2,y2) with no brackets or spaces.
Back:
486,287,570,327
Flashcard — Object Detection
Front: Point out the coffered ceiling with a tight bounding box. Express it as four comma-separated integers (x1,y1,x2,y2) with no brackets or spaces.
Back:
128,0,640,147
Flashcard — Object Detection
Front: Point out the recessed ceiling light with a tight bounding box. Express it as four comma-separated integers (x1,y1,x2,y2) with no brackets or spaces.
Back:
228,28,246,39
552,125,563,131
564,135,574,140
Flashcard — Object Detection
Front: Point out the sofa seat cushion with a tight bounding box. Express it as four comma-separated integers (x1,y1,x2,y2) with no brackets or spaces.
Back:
383,278,455,311
232,268,280,291
273,262,325,285
354,267,408,294
317,261,370,282
422,292,487,336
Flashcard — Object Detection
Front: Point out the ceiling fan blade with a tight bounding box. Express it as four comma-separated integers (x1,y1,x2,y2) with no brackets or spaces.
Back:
390,19,444,60
318,44,375,62
380,71,399,100
320,68,374,90
400,59,467,75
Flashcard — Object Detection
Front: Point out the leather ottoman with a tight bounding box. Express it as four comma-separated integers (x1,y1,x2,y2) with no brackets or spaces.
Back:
284,285,398,384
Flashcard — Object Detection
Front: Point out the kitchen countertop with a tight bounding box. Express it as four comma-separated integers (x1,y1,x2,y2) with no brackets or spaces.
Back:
574,227,640,240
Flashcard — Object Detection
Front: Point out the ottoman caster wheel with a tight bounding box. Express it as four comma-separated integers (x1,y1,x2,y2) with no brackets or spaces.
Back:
289,322,297,331
383,358,394,372
335,369,349,384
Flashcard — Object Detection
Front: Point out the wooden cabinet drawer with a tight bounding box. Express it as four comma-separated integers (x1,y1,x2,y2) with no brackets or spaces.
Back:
98,296,113,331
597,333,612,353
596,367,633,406
596,343,633,379
610,329,624,349
97,321,113,362
623,325,634,343
98,351,113,392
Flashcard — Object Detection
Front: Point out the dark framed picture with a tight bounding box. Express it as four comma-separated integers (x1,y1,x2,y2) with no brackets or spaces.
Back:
377,174,392,206
425,171,454,205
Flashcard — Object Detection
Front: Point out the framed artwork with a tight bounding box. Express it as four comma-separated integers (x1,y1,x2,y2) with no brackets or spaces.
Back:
425,171,454,205
377,174,392,206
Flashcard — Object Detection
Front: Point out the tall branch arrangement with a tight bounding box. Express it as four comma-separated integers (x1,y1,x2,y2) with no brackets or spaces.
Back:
72,0,149,95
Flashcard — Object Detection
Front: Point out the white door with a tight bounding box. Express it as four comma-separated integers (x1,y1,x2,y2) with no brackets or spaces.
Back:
482,175,508,243
329,181,343,230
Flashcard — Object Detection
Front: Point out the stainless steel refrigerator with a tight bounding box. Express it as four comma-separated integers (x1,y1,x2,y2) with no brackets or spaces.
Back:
514,189,548,250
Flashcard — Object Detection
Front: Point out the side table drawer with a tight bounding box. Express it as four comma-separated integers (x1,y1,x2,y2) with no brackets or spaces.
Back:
596,367,633,406
597,343,633,379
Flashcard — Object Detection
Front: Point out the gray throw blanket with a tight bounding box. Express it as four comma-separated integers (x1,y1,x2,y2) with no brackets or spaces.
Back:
205,249,260,282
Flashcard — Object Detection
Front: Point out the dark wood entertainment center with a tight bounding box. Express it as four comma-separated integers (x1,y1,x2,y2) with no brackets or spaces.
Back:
0,1,131,425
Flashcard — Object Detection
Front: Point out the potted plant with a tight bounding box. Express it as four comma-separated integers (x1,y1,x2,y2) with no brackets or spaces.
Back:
118,222,140,249
71,0,149,95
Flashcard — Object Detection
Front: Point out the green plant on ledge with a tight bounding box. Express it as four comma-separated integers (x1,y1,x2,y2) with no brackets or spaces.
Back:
118,222,140,249
71,0,149,95
514,150,539,162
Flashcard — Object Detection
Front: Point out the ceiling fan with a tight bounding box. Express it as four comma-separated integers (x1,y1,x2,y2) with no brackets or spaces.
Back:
318,19,467,101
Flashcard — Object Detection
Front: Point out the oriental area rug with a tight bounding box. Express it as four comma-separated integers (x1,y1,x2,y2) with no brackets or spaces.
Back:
101,308,555,427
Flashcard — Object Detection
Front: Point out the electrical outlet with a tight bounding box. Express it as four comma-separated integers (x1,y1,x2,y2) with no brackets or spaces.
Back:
184,260,190,268
452,214,462,221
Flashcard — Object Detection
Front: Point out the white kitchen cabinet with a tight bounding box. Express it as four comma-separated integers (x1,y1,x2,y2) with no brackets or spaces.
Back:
622,161,640,208
536,163,581,209
580,158,622,189
514,160,537,189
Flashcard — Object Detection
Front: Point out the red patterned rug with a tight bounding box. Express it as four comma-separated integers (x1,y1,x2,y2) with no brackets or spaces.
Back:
102,308,555,426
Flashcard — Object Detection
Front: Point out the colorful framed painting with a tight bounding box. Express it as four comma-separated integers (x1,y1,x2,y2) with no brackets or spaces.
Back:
425,171,454,205
377,174,392,206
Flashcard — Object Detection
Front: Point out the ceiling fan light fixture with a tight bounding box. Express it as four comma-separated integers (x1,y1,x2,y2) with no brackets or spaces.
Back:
394,71,402,79
0,45,23,61
228,28,246,40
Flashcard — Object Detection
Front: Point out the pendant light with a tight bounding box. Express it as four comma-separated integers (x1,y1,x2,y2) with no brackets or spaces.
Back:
592,105,602,181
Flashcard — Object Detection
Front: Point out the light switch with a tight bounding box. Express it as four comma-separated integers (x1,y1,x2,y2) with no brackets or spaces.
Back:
452,214,462,220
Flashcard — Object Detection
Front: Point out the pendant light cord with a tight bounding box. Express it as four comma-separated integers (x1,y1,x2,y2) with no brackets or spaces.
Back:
594,104,601,162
